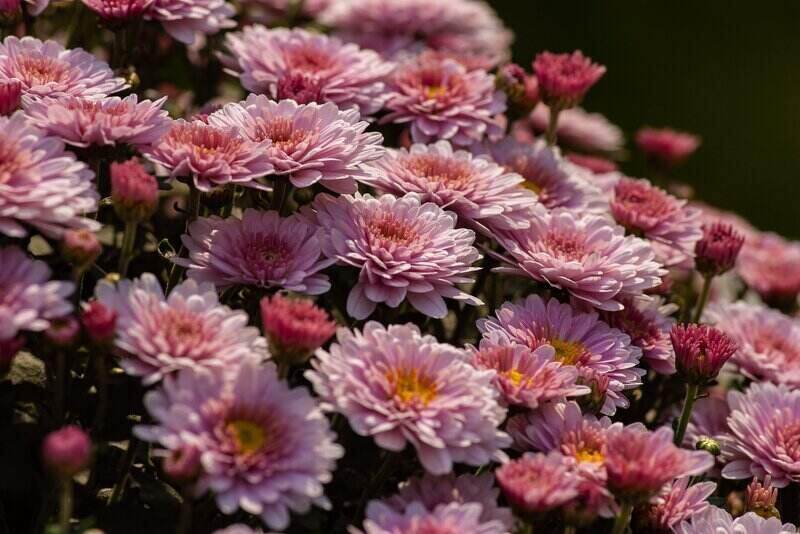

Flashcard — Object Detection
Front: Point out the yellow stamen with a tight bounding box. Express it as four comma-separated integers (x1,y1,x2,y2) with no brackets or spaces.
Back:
227,420,266,455
550,338,586,366
388,368,437,406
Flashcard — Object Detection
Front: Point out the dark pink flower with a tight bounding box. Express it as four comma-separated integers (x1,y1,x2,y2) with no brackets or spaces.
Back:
45,316,81,346
635,478,716,532
565,153,618,174
260,294,336,365
532,51,605,109
82,0,154,21
162,444,201,483
62,229,101,273
636,127,701,168
0,79,21,115
695,223,744,277
80,300,117,345
736,232,800,303
147,0,235,45
110,159,158,222
496,452,582,514
670,324,737,384
42,426,91,477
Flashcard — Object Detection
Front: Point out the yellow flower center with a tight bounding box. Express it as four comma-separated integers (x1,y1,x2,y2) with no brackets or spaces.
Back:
424,85,447,99
550,338,586,366
226,420,266,455
574,447,604,464
521,180,542,194
505,368,525,386
388,368,437,406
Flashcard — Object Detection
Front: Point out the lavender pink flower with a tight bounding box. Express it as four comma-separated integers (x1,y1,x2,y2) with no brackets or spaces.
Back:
176,209,332,294
208,95,384,193
136,360,343,530
307,322,510,474
736,232,800,303
532,50,606,109
676,507,796,534
308,192,482,319
110,158,159,223
636,127,701,168
565,153,618,174
495,451,582,514
634,478,716,532
358,501,507,534
671,323,737,384
260,294,336,364
146,0,235,45
519,104,625,154
95,273,268,384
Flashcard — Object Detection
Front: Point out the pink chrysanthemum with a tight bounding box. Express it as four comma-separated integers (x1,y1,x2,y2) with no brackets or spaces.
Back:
676,507,797,534
604,425,714,502
610,177,703,269
308,192,482,319
23,94,170,149
0,79,21,115
146,0,235,45
694,222,744,277
385,473,513,530
95,273,268,384
636,127,701,168
494,209,665,312
470,333,590,409
635,478,716,533
478,296,645,415
0,112,99,238
0,36,126,98
565,153,618,174
723,382,800,487
221,27,394,117
520,104,625,154
175,209,332,294
143,119,274,192
736,232,800,303
208,95,384,193
260,294,336,362
381,56,505,147
363,140,538,235
532,51,606,109
670,323,737,384
485,136,607,213
135,360,343,530
320,0,511,67
358,501,507,534
307,322,510,474
110,158,158,222
495,451,582,514
704,301,800,387
82,0,154,21
0,246,73,341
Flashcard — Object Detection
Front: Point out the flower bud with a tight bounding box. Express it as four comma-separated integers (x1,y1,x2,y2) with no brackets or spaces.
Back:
62,229,101,274
0,336,23,375
532,50,605,110
42,426,91,478
260,295,336,367
695,223,744,277
496,63,539,114
576,369,609,415
111,159,158,223
81,300,117,345
46,316,81,347
745,477,780,520
671,324,737,384
163,445,201,484
0,79,21,115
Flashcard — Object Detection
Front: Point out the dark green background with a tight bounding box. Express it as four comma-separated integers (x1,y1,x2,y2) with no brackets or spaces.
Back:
491,1,800,238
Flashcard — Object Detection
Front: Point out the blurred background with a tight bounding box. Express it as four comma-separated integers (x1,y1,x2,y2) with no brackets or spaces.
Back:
491,0,800,238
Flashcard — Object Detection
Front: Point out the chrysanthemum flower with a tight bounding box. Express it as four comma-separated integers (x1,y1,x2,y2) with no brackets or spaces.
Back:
0,79,21,115
670,324,737,384
307,322,510,474
260,294,336,365
0,112,99,238
736,232,800,303
676,507,796,534
0,36,126,98
208,95,384,193
478,296,645,415
723,382,800,487
82,0,154,22
519,104,625,154
176,209,332,294
135,360,343,530
146,0,235,45
704,301,800,387
496,451,582,514
95,273,268,384
363,140,538,235
143,119,274,191
319,0,512,67
532,51,606,109
494,209,665,312
694,222,744,277
381,56,505,147
565,153,618,174
470,333,590,409
746,477,780,519
110,158,158,223
485,136,607,213
604,425,714,503
634,478,716,533
609,177,703,269
358,501,507,534
385,473,513,530
308,192,482,319
636,127,701,168
23,94,169,149
221,26,394,117
0,246,73,341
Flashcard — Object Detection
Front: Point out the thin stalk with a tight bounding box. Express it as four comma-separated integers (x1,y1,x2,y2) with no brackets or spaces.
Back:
674,382,699,445
65,1,85,49
54,351,66,424
176,486,193,534
109,437,139,505
692,274,713,323
57,478,73,534
117,220,137,277
544,105,562,146
270,180,291,215
90,353,108,438
611,501,634,534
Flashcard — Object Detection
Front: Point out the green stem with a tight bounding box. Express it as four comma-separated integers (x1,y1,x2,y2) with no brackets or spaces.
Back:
65,1,85,50
117,220,137,277
270,180,291,215
57,478,73,534
692,274,713,323
109,437,139,505
674,382,699,446
544,105,562,146
611,501,634,534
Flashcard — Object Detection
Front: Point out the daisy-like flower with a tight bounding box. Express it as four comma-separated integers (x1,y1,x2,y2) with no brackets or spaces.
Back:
532,51,606,110
385,473,513,529
381,56,505,147
308,192,482,319
319,0,512,67
485,136,607,213
723,382,800,487
736,232,800,304
494,209,665,312
135,360,343,531
0,246,73,341
221,26,394,117
495,451,582,515
634,478,716,533
636,127,701,169
519,104,625,154
208,95,384,193
478,296,645,415
0,112,99,238
363,140,538,235
143,119,274,192
676,507,797,534
23,94,170,149
95,273,268,384
307,322,510,474
470,333,590,409
358,501,507,534
146,0,235,45
604,425,714,503
175,209,332,294
82,0,155,22
0,36,126,98
704,300,800,387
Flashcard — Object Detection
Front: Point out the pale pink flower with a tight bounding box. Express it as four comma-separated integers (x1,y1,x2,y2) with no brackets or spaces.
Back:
635,478,716,532
677,507,796,534
737,232,800,303
532,50,606,109
358,501,507,534
520,104,624,154
307,322,510,474
636,127,701,168
496,451,582,514
82,0,154,21
147,0,235,45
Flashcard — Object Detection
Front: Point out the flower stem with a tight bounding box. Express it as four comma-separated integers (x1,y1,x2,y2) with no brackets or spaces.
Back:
57,478,73,534
54,351,66,424
692,274,713,323
674,382,699,445
176,486,193,534
564,526,577,534
611,501,633,534
544,105,562,146
117,220,137,277
109,437,140,505
270,180,291,216
90,353,108,438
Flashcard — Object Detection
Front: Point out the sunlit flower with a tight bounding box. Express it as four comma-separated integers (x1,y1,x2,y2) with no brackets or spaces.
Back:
147,0,235,45
358,501,507,534
532,50,605,109
676,507,796,534
634,478,716,533
496,451,582,514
